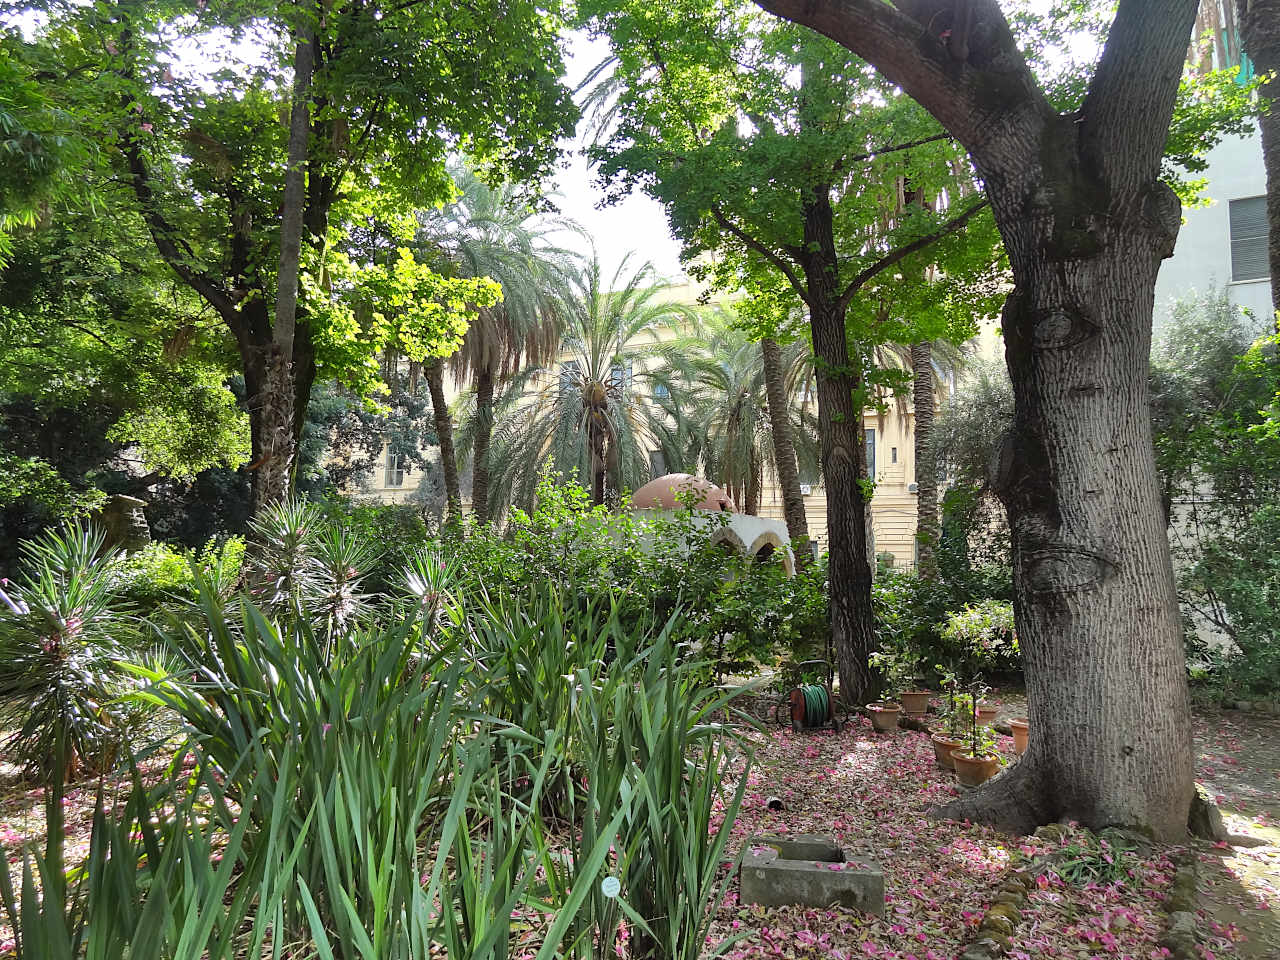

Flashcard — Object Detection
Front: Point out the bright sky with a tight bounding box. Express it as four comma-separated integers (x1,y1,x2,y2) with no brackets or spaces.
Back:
551,31,687,283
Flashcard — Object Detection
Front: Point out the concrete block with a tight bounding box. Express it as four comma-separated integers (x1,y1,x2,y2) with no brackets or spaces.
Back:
740,835,884,916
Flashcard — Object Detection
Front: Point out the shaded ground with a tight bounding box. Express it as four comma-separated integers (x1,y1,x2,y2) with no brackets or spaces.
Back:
1,698,1277,958
1191,708,1280,959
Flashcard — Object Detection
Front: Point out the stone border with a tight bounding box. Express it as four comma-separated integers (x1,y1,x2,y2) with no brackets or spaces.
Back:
1158,850,1199,960
958,824,1166,960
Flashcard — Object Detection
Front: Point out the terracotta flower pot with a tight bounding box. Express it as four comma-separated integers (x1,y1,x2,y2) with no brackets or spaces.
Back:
976,702,999,725
866,702,901,733
930,733,964,769
1010,717,1029,755
951,750,1000,787
899,690,930,716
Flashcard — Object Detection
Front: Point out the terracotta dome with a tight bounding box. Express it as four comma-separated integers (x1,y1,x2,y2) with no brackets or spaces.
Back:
630,473,738,513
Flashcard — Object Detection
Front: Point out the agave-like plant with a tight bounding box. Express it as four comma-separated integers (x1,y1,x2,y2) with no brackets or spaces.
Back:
0,522,136,784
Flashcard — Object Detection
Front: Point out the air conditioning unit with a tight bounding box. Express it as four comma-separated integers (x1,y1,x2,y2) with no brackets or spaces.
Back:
907,482,918,493
799,483,812,495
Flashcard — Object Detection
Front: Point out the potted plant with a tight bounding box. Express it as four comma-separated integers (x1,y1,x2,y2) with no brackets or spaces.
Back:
865,701,902,733
897,654,930,716
975,700,1000,725
951,690,1003,787
1010,717,1029,755
868,642,919,724
930,670,966,769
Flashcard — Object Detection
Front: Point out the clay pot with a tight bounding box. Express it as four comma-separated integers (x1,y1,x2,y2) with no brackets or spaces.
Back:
1010,717,1029,755
899,690,930,716
951,750,1000,787
866,702,901,733
976,702,999,725
930,733,964,769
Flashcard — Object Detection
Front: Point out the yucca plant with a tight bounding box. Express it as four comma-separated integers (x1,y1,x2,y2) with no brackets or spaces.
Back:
0,522,137,784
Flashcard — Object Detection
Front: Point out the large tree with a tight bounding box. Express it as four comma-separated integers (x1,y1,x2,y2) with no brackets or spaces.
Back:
750,0,1213,839
582,0,1003,703
419,167,580,526
483,255,694,512
9,0,576,513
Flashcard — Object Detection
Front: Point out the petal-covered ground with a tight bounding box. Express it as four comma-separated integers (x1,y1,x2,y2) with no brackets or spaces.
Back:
710,700,1182,960
2,700,1277,958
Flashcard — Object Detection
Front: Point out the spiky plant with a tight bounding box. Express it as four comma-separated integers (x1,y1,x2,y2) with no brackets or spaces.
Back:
0,522,135,783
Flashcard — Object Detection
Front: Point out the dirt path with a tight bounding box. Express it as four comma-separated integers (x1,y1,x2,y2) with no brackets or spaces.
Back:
1192,708,1280,959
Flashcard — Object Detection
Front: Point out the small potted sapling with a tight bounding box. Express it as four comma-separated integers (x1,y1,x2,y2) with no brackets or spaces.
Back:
866,646,910,733
950,686,1003,787
930,668,967,769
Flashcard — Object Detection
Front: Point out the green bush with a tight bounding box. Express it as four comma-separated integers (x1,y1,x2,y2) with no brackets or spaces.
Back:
872,565,1015,682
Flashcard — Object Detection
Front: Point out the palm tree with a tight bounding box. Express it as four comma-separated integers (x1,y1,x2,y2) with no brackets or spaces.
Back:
483,254,695,512
655,313,820,517
417,167,580,524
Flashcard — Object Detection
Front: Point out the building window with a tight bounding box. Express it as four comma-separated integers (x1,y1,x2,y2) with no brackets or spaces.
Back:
891,446,898,464
1229,196,1269,282
865,428,875,477
385,449,405,487
654,382,670,401
649,449,667,477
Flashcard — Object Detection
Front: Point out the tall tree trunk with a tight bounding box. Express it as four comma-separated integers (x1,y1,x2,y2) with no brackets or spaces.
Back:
745,454,761,516
801,190,879,707
1238,0,1280,321
757,0,1200,841
254,8,316,512
760,337,812,561
911,341,939,578
425,359,462,521
472,366,495,525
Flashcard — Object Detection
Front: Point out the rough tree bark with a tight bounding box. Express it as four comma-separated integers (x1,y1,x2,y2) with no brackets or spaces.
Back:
252,6,315,510
757,0,1199,840
761,337,813,562
425,359,462,521
800,187,880,707
472,367,495,525
911,341,939,578
1237,0,1280,320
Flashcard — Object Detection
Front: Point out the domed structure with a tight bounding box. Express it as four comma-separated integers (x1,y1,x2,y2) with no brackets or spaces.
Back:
630,473,738,513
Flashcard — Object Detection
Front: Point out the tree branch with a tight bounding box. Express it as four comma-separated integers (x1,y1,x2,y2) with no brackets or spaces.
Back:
836,196,990,312
753,0,1049,164
1079,0,1201,193
708,203,810,305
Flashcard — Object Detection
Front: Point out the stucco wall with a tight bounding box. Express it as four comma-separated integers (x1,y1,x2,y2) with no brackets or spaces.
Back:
1153,131,1273,327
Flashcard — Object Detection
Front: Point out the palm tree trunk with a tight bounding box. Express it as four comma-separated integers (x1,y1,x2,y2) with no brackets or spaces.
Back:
911,341,940,578
760,337,811,562
745,454,762,516
472,367,495,525
425,359,462,522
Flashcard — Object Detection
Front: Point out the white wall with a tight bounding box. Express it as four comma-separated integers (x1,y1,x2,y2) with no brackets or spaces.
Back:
1154,131,1273,328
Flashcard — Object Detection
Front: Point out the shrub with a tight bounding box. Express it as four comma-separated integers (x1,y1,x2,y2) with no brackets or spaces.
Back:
0,522,140,784
939,599,1020,675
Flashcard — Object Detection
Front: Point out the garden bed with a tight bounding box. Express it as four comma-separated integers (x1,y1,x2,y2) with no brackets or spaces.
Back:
3,704,1277,958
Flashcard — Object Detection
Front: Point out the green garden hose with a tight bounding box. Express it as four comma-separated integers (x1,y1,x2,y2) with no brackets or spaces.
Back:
798,683,830,728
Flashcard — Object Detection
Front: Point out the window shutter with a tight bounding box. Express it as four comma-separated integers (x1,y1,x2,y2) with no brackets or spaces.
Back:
1229,196,1270,282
